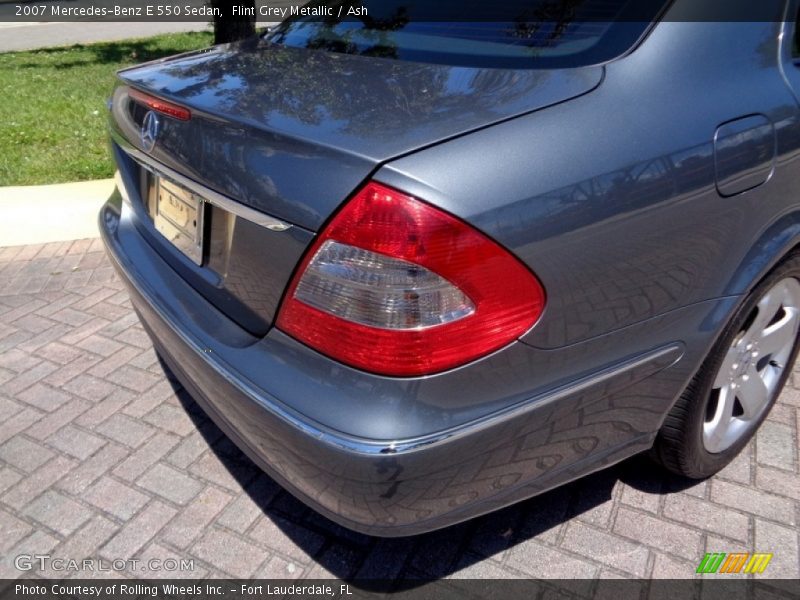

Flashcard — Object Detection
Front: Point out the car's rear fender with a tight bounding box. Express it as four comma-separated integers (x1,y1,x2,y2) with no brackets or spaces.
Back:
377,20,799,351
725,209,800,298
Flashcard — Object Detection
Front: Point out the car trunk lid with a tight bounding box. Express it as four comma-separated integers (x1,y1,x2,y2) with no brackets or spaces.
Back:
114,37,602,231
109,38,602,336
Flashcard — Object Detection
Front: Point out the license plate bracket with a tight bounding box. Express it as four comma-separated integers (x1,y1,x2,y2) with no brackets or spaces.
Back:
153,176,204,265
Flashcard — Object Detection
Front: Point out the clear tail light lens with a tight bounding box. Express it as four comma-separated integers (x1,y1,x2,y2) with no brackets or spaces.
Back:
276,182,545,376
294,240,476,329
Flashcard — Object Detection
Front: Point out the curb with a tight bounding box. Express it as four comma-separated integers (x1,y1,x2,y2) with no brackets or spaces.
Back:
0,178,114,247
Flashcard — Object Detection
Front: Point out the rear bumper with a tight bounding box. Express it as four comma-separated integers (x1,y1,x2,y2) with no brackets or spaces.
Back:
100,192,685,536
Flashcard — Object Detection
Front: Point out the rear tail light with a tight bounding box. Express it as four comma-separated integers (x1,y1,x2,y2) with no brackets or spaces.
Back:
276,182,545,376
129,88,191,121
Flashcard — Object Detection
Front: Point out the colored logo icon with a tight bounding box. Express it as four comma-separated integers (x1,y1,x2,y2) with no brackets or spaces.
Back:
696,552,773,574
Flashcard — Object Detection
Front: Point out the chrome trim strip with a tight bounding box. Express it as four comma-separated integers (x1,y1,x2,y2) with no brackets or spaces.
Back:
115,137,293,232
362,343,683,455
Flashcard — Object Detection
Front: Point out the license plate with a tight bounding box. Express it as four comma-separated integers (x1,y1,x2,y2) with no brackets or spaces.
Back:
154,176,204,265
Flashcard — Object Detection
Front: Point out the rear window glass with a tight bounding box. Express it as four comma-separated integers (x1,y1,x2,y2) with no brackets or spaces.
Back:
265,0,669,68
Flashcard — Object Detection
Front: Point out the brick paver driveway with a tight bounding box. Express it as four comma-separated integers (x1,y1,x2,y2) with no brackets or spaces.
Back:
1,239,798,585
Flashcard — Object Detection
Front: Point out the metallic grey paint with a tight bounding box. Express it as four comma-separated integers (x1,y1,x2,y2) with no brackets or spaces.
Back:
100,1,800,534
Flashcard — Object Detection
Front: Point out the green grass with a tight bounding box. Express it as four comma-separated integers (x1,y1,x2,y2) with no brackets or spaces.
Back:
0,31,214,186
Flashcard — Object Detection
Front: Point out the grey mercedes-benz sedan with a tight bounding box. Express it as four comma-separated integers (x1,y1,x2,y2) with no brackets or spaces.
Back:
100,0,800,535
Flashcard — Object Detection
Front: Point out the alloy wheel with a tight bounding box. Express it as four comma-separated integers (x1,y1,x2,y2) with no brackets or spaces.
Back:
704,277,800,453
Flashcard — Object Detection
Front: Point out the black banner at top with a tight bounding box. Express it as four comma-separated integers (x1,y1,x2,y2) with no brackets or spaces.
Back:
0,0,793,23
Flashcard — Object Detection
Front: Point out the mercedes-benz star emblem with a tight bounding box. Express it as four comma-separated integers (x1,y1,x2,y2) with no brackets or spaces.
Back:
141,111,160,152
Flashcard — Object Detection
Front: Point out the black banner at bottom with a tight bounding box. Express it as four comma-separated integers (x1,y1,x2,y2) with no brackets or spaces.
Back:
1,579,799,600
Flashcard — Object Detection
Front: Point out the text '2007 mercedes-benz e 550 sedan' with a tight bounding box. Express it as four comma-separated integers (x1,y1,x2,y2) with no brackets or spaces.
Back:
100,0,800,535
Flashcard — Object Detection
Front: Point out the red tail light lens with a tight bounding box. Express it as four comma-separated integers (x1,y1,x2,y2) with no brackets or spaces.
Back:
129,88,191,121
276,182,545,376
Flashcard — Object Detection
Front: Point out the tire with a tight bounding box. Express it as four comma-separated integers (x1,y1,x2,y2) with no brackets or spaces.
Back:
652,252,800,478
